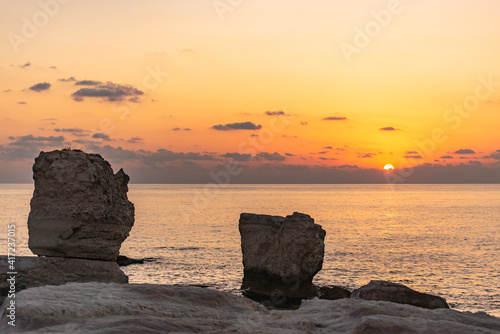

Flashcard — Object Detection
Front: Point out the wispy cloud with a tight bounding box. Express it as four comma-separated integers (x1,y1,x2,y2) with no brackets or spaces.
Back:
29,82,51,92
212,122,262,131
454,149,475,154
323,116,347,121
379,127,400,131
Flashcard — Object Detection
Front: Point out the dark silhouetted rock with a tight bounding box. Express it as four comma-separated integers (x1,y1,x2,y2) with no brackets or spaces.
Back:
28,149,135,261
0,256,128,304
116,255,144,266
318,286,351,300
351,280,450,309
239,212,326,308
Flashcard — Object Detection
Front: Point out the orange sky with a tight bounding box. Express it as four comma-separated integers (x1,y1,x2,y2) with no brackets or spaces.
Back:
1,0,499,183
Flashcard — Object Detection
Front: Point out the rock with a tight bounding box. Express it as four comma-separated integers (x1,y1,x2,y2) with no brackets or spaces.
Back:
318,285,351,300
239,212,326,307
1,283,499,333
116,255,144,266
0,283,269,333
27,149,135,261
351,280,450,309
0,256,128,304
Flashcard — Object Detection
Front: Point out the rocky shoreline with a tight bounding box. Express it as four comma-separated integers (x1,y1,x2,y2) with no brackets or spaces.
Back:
1,282,499,333
1,149,499,333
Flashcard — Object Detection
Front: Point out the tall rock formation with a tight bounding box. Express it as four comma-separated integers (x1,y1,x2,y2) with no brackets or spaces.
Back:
28,149,135,261
239,212,326,307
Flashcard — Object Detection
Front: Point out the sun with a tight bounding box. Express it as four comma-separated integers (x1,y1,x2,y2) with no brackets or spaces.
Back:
384,164,395,171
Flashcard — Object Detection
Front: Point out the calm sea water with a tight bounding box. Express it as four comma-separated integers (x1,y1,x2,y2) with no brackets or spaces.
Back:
1,184,499,316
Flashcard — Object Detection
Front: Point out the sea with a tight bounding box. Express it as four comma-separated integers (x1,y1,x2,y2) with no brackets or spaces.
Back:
1,184,499,317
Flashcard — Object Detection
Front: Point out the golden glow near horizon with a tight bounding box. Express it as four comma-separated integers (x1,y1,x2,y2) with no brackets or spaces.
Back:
1,0,500,182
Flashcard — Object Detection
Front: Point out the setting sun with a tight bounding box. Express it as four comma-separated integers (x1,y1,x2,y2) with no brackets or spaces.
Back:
384,164,395,171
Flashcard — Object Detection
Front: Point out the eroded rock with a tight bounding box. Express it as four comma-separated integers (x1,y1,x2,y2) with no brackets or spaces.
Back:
239,212,326,307
0,256,128,304
351,280,450,309
27,149,135,261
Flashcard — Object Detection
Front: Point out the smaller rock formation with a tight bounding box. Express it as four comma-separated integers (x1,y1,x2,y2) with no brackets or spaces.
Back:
318,286,351,300
116,255,144,267
351,280,450,309
0,256,128,304
28,149,135,261
239,212,326,307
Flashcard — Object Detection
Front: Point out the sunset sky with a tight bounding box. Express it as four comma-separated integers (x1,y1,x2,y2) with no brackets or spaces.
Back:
1,0,500,183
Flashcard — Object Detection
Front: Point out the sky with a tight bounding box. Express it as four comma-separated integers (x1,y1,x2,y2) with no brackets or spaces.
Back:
1,0,500,183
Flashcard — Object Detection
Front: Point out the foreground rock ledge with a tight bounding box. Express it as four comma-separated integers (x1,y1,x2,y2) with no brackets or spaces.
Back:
1,283,498,334
28,149,135,261
0,256,128,304
239,212,326,307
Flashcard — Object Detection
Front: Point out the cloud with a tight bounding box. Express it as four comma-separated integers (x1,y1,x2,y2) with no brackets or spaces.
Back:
455,149,475,154
468,160,483,167
9,134,64,143
212,122,262,131
0,134,65,161
172,127,191,131
17,101,27,105
300,121,308,125
484,150,500,160
59,77,76,82
92,133,112,141
285,153,295,156
322,116,347,121
319,157,338,161
29,82,51,92
264,111,290,116
75,80,101,86
256,152,286,161
380,127,400,131
72,82,144,102
3,89,12,93
406,150,418,154
142,149,215,165
19,61,31,68
404,155,423,159
221,152,252,161
358,153,376,158
440,155,453,159
54,128,87,134
323,146,333,149
127,137,143,144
